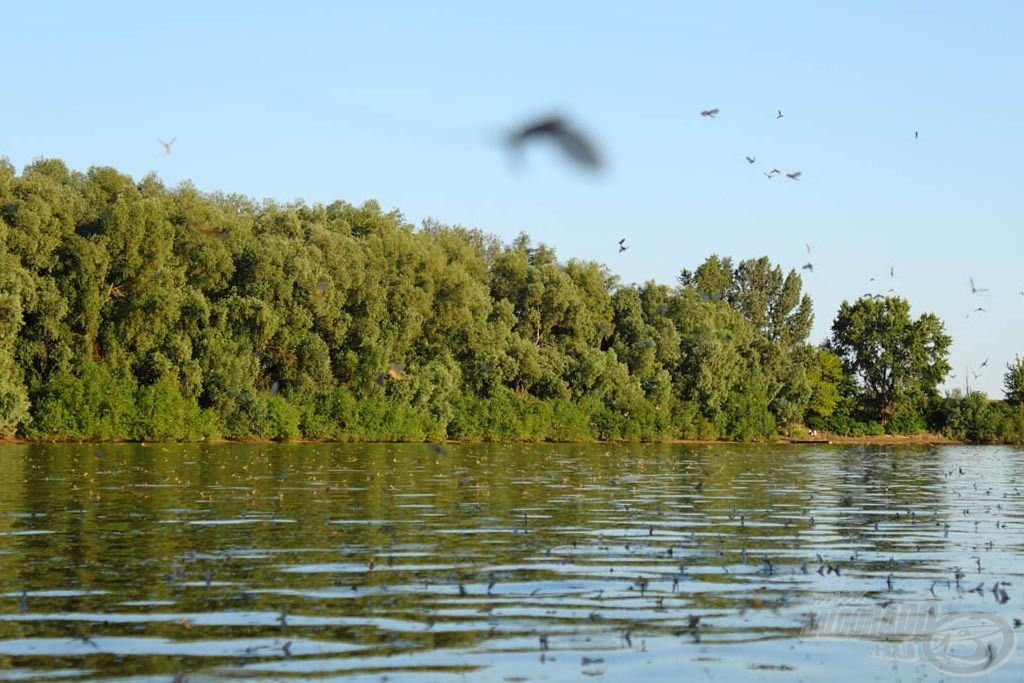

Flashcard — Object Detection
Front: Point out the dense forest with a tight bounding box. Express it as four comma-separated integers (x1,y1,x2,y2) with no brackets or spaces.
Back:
1,158,1022,443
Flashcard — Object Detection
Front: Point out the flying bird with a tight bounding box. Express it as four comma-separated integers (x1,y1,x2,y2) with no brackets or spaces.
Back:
768,168,781,176
890,266,895,277
914,131,919,140
763,171,774,179
802,262,814,272
745,156,756,164
805,243,812,254
776,110,784,119
618,241,629,253
786,171,801,180
700,108,719,118
969,278,988,294
158,138,176,154
506,115,601,171
980,358,989,368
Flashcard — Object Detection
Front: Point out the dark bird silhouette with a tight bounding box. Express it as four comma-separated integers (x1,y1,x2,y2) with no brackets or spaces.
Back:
763,171,774,179
805,243,812,254
768,168,781,176
745,155,755,164
914,130,919,140
802,262,813,272
159,138,176,154
506,115,601,171
776,109,784,119
786,171,801,180
700,108,719,118
969,278,989,294
618,242,629,253
890,266,895,277
980,358,989,368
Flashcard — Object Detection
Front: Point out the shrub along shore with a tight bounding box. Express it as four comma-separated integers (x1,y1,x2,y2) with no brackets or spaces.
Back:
2,159,1022,444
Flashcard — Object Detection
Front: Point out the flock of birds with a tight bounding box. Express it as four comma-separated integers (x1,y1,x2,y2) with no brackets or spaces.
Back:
154,107,840,260
702,108,801,180
494,110,1012,390
498,108,804,256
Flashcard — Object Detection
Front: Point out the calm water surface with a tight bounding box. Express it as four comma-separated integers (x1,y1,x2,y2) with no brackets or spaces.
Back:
0,443,1021,682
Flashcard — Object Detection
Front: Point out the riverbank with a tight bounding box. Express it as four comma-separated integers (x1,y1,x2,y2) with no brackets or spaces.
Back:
0,432,971,446
779,432,961,446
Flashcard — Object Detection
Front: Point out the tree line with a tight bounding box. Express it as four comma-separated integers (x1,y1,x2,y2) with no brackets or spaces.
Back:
1,158,1022,443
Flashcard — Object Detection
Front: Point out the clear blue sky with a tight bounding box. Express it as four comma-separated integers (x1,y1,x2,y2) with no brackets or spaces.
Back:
3,1,1022,397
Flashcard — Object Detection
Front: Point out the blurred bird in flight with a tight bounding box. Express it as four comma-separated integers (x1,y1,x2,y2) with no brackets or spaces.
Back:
506,115,601,171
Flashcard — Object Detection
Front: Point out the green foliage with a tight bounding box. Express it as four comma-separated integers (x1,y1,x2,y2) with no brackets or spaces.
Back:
0,157,986,443
931,390,1023,444
24,362,137,441
135,376,218,441
0,249,31,436
803,347,844,429
0,351,30,437
1004,355,1024,406
827,296,951,430
678,255,814,433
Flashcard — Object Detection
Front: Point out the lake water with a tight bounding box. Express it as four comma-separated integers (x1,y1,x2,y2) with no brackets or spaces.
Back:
0,443,1021,682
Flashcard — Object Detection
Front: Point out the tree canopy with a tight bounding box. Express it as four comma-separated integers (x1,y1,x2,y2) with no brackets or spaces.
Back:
827,296,951,429
0,158,1020,443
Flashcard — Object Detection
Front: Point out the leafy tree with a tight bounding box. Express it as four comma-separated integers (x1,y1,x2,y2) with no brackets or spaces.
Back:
827,296,951,428
1004,355,1024,406
680,255,814,429
931,390,1021,444
728,256,812,347
0,247,31,436
803,347,844,429
679,254,732,302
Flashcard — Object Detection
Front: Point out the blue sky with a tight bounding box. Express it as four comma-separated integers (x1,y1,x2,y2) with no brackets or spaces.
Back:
3,1,1022,397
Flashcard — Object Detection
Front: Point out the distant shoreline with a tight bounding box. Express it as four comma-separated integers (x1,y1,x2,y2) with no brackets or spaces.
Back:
0,432,970,447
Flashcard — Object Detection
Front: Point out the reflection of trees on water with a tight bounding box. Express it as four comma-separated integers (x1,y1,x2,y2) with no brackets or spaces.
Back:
0,443,1020,678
